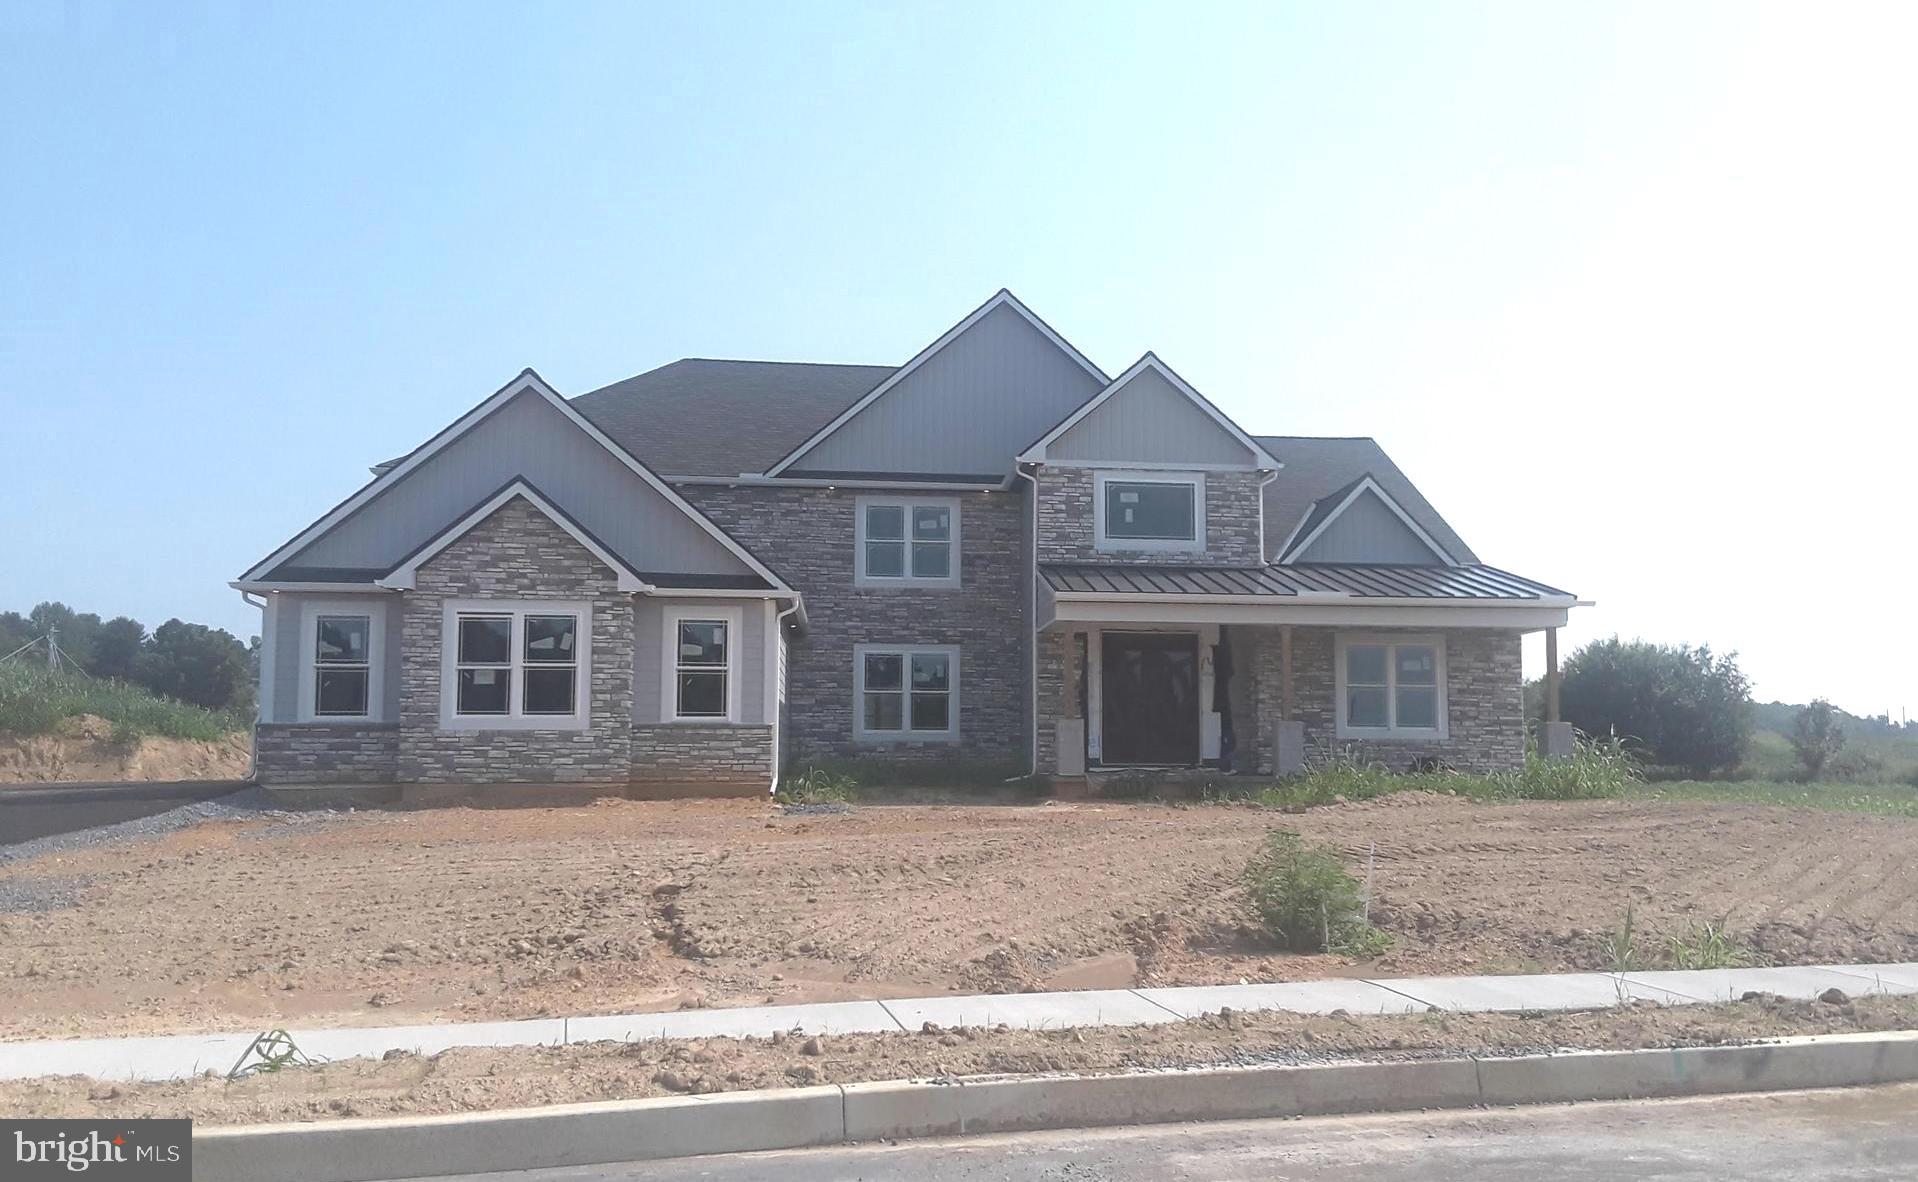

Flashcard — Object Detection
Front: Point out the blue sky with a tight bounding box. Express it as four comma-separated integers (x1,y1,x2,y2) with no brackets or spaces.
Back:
2,1,1911,714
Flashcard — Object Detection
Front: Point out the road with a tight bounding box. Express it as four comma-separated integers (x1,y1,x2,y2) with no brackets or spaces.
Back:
416,1084,1918,1181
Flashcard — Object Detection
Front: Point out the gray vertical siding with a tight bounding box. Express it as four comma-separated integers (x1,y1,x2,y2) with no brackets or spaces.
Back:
792,303,1105,476
283,389,758,581
262,592,401,724
1295,489,1443,564
632,596,769,725
1048,367,1257,466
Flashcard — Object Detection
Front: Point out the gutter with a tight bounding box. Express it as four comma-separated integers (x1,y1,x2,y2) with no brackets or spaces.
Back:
673,474,1013,492
1048,591,1586,609
767,598,803,797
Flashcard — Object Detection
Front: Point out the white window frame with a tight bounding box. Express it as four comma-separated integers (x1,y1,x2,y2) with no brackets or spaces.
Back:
1093,470,1205,553
853,643,961,743
854,495,962,589
296,598,389,723
661,605,744,723
438,599,593,731
1334,633,1448,740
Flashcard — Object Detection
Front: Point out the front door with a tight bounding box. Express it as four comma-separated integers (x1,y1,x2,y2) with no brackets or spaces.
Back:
1100,632,1200,766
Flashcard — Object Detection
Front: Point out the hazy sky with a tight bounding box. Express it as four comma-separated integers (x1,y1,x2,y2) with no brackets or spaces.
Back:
3,2,1911,715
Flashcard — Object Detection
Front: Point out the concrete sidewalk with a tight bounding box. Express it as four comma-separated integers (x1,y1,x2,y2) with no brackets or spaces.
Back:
7,962,1916,1083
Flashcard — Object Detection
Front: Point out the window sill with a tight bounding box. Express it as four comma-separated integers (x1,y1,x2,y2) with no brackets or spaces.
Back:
1334,727,1448,742
854,732,962,745
852,577,963,591
659,716,742,726
438,715,590,732
288,717,392,727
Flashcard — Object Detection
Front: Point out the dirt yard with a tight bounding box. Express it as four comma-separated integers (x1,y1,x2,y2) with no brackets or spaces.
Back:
3,793,1917,1040
0,716,250,783
10,991,1916,1125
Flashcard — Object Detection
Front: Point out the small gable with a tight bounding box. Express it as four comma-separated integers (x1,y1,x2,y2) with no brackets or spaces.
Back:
773,294,1107,479
253,377,774,588
1037,357,1271,468
415,495,627,592
1290,483,1451,564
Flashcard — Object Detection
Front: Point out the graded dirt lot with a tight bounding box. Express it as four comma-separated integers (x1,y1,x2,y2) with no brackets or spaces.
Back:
3,793,1918,1040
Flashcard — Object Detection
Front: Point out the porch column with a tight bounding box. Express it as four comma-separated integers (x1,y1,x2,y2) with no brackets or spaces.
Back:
1274,624,1305,777
1540,626,1574,760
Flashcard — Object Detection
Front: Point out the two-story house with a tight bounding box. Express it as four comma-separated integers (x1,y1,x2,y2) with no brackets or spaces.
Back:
234,291,1583,794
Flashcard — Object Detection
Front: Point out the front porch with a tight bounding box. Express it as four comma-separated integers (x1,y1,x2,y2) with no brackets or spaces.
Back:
1034,562,1585,778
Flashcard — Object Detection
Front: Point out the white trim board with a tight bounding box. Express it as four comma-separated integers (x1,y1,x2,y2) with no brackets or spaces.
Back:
1278,475,1456,566
764,290,1108,477
378,481,649,593
1017,352,1281,469
238,369,792,593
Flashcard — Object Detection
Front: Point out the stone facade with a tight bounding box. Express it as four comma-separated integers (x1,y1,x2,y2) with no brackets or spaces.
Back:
1247,626,1524,774
1032,624,1525,777
255,723,398,784
1034,466,1266,565
680,484,1029,765
397,498,636,785
630,725,774,783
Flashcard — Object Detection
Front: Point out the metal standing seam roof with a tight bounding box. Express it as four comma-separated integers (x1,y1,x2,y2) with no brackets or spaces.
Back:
1041,563,1573,600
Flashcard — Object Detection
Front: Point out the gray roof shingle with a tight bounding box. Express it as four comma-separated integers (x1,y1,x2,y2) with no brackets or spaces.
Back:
570,359,896,477
1255,436,1478,564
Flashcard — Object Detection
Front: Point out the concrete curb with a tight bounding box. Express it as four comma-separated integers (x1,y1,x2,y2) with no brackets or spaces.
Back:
194,1030,1918,1182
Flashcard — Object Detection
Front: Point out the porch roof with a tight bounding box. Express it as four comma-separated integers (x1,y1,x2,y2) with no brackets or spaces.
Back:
1040,562,1572,601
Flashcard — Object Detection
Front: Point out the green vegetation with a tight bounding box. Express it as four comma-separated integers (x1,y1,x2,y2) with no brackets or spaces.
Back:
1554,637,1752,775
1248,733,1644,810
774,764,858,805
1242,829,1390,956
1598,905,1757,973
1619,778,1918,819
0,663,245,742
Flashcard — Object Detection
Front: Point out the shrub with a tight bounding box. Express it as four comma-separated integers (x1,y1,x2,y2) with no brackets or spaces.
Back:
1789,699,1847,781
1558,638,1751,775
0,663,242,741
775,764,858,805
1243,829,1387,955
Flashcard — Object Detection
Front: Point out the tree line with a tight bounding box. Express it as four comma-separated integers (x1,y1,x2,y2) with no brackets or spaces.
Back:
0,601,256,712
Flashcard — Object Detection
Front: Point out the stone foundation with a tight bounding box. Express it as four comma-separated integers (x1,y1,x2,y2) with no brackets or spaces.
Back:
630,725,774,784
255,724,399,784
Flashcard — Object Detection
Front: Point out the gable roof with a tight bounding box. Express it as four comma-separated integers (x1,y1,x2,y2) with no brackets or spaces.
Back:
570,359,895,477
764,290,1108,477
1020,353,1280,468
238,370,792,592
377,479,650,592
1274,474,1454,565
1256,436,1478,564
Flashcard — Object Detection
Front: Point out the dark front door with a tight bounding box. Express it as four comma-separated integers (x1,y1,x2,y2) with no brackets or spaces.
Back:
1101,632,1200,766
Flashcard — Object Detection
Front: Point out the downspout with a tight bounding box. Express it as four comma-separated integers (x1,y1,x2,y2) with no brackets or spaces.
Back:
767,597,802,796
239,590,267,781
1015,463,1041,779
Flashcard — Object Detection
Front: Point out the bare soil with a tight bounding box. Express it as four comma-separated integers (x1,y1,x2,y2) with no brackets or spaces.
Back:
8,991,1915,1126
3,794,1917,1040
0,717,250,784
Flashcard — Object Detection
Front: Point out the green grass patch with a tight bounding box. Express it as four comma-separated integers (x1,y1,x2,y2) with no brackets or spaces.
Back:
1620,778,1918,818
0,663,244,742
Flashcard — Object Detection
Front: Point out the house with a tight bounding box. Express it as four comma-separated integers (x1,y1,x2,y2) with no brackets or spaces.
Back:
234,291,1584,794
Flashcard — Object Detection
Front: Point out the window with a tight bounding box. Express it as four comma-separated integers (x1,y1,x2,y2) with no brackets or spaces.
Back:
855,496,960,587
662,606,742,721
438,601,592,729
854,644,959,741
1335,635,1446,739
296,599,387,723
1094,471,1204,551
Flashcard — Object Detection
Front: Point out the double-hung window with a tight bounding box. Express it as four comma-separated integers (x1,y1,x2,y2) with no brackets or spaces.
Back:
296,599,386,722
855,644,959,741
440,601,591,729
1094,471,1203,552
1336,635,1446,739
855,497,959,588
663,606,742,722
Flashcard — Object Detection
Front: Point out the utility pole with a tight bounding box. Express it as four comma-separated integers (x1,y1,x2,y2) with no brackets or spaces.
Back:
46,626,58,672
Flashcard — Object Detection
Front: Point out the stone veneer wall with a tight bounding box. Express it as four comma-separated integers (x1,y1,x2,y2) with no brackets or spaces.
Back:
1249,626,1524,774
1034,466,1265,566
255,723,398,784
397,498,636,784
630,725,774,783
678,485,1028,764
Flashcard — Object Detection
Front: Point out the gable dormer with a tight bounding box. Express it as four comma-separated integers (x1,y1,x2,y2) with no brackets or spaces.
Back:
1276,474,1456,565
1021,354,1278,566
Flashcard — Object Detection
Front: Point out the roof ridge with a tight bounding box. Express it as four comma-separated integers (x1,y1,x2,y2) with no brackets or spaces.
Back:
672,357,897,369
